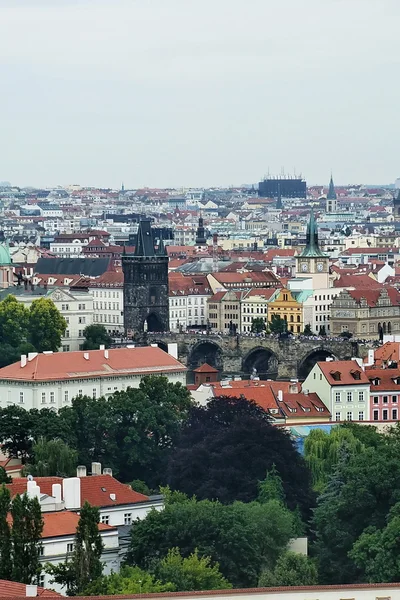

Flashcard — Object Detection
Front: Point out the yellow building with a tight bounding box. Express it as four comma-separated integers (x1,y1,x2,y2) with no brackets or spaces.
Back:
268,288,303,334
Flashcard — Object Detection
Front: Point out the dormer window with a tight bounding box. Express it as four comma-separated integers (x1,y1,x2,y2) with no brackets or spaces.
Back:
371,378,381,386
351,370,361,381
331,371,341,381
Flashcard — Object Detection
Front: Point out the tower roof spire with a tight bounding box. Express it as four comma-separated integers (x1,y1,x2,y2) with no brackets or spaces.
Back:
299,209,328,258
327,174,337,200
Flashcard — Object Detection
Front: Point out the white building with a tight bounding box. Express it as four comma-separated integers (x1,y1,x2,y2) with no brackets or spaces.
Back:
302,359,371,422
0,346,186,410
169,273,211,331
6,287,94,352
240,288,275,333
78,272,125,336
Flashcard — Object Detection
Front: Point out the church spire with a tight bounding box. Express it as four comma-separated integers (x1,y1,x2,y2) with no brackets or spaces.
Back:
327,174,337,200
195,213,207,245
299,209,327,258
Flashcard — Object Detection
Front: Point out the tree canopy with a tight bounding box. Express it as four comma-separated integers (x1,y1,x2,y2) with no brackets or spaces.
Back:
28,298,67,352
155,548,231,591
251,317,266,334
82,324,112,350
166,396,313,516
268,314,286,334
126,493,295,588
259,552,318,587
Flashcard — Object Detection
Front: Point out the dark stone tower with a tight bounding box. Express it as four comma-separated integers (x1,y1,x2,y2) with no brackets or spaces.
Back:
122,219,169,337
195,215,207,246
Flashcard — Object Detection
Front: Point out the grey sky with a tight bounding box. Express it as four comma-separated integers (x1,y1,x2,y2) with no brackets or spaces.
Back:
1,0,399,189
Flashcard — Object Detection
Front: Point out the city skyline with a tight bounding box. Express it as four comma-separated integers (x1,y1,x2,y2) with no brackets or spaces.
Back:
1,0,399,188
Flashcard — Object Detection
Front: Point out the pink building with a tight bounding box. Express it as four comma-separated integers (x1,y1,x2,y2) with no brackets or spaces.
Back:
368,368,400,422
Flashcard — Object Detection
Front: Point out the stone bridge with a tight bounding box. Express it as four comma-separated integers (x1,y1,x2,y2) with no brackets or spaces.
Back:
146,333,370,381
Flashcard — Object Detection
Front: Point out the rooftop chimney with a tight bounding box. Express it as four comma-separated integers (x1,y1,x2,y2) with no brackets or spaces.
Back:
26,585,38,597
91,461,101,476
21,355,27,368
100,344,105,350
77,465,87,478
103,467,113,476
52,483,62,504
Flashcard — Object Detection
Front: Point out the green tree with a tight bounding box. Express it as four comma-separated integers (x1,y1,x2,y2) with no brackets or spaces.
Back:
259,552,318,587
29,437,78,477
340,421,383,449
0,466,11,484
304,426,364,492
251,318,266,334
82,324,112,350
0,295,29,347
156,548,231,591
319,325,327,336
0,485,12,580
166,396,314,516
28,298,66,352
130,479,152,496
83,566,174,595
258,464,285,504
269,314,286,334
350,502,400,582
126,497,294,588
303,324,313,336
47,501,103,595
0,405,36,461
312,443,400,584
11,493,43,584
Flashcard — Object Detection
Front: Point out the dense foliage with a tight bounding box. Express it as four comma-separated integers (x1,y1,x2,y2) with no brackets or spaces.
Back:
259,552,318,587
166,396,314,516
82,324,112,350
126,492,296,588
0,486,43,583
0,295,66,365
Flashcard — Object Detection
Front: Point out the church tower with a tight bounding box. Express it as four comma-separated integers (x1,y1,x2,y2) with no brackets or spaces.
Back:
296,210,329,288
195,215,207,246
122,219,169,337
326,174,337,213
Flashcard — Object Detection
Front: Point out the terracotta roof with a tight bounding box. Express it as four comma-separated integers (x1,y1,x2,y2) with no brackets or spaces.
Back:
0,580,62,597
193,363,218,373
370,342,400,366
211,382,280,414
367,368,400,392
243,288,276,299
278,392,330,418
3,581,400,600
341,247,396,255
41,510,115,538
333,273,379,288
346,287,400,307
7,475,149,507
0,347,186,382
317,360,370,386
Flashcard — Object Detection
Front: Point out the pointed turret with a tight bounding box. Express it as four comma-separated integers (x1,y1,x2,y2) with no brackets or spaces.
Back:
135,219,156,257
299,209,327,258
195,214,207,246
157,233,167,256
327,174,337,200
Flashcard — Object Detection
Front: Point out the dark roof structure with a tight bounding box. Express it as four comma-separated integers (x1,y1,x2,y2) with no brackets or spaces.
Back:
299,209,328,258
327,174,337,200
35,257,111,276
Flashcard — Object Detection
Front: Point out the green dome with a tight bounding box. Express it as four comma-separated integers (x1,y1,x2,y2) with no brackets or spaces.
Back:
0,242,12,266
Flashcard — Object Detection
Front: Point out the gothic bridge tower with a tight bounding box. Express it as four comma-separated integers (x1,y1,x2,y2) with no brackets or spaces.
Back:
122,219,169,337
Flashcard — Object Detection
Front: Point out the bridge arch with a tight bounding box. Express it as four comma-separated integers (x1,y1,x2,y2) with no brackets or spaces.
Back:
298,347,337,380
149,340,169,353
242,346,279,380
188,340,224,372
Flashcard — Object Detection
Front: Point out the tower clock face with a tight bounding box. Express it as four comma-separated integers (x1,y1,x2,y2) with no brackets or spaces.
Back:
317,262,324,272
301,263,308,272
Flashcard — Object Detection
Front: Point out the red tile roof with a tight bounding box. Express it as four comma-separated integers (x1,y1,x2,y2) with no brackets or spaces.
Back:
370,342,400,367
7,475,149,508
0,347,186,382
367,368,400,392
317,360,370,386
346,287,400,307
333,273,379,288
193,363,218,373
41,510,114,538
0,580,62,597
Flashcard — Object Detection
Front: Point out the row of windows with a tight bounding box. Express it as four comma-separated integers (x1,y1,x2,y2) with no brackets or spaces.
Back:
373,395,398,404
100,512,132,525
94,314,120,324
243,307,267,314
335,411,364,421
93,290,120,298
335,391,365,403
94,302,120,310
373,408,398,421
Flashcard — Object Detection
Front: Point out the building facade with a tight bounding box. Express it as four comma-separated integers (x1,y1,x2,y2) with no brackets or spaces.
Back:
0,346,186,410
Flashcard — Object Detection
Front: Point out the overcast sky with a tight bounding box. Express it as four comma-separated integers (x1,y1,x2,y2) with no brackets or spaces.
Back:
1,0,399,189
